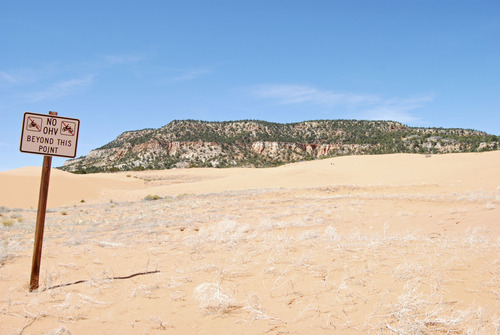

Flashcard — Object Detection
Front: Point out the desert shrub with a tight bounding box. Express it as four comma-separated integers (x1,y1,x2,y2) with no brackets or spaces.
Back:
144,194,162,201
2,219,14,227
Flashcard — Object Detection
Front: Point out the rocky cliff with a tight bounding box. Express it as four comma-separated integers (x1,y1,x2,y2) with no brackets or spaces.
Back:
61,119,499,173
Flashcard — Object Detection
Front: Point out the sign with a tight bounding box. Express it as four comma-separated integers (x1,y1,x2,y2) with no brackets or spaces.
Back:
20,112,80,158
20,111,81,291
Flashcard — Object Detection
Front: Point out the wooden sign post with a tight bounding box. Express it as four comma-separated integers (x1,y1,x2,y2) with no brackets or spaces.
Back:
19,111,80,291
30,150,53,291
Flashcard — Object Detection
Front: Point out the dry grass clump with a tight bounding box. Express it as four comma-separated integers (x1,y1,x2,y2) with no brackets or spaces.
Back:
0,207,19,227
242,294,280,322
184,219,253,251
0,238,23,265
44,325,72,335
193,281,238,314
2,218,14,227
381,279,492,335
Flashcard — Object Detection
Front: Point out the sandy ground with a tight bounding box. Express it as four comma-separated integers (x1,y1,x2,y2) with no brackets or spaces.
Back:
1,152,499,334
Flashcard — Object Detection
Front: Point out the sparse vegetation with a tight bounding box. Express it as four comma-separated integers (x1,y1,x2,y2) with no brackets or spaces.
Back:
1,168,499,333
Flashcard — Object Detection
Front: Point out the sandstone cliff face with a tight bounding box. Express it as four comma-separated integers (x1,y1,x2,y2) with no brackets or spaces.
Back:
61,119,499,173
249,141,373,158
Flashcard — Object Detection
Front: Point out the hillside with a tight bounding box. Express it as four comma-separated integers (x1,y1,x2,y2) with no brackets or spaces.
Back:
61,119,500,173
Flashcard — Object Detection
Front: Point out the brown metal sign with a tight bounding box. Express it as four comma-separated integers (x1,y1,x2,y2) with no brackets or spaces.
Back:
20,112,80,158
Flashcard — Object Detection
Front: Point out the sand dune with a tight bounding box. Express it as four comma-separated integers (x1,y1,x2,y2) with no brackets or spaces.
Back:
1,152,499,334
1,151,499,208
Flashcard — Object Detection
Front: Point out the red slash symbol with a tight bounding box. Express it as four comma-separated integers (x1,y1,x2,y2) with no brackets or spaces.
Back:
61,121,75,136
27,117,41,132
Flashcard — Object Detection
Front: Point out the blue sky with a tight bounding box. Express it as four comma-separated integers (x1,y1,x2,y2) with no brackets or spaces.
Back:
1,0,499,171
